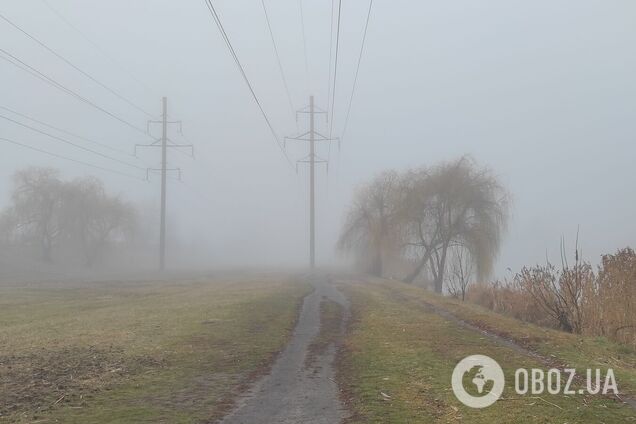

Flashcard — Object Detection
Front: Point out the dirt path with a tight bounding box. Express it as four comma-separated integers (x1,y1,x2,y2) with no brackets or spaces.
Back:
219,274,349,424
413,292,636,410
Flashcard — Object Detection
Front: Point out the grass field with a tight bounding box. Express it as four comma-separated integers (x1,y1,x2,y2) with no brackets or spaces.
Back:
0,274,310,423
337,276,636,423
416,281,636,399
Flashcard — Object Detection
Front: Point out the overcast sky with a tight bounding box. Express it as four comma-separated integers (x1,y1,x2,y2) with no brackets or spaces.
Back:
1,0,635,275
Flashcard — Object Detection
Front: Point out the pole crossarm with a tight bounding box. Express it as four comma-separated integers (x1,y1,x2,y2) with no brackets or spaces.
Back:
135,141,194,157
284,132,339,143
284,131,310,142
146,167,182,181
297,105,327,114
134,141,160,154
147,119,182,134
296,154,329,173
167,141,195,157
297,157,327,165
296,154,328,164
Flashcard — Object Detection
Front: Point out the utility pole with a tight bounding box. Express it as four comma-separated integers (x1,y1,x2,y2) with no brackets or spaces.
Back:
160,97,168,270
286,95,339,269
136,97,193,270
309,96,315,268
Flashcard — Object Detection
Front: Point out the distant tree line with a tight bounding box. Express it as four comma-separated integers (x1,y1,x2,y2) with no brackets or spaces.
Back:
0,167,137,266
338,156,511,294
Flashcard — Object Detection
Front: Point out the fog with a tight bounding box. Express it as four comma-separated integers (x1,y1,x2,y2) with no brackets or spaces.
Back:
1,0,635,277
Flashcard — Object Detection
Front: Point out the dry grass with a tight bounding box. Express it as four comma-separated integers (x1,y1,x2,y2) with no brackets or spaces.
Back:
421,280,636,398
0,274,310,423
468,247,636,349
337,276,636,423
585,248,636,347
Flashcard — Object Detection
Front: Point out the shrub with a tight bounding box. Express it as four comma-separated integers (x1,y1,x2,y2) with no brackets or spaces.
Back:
466,247,636,349
584,248,636,347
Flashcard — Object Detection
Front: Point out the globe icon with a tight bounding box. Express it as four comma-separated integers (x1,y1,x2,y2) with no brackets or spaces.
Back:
464,365,495,396
452,355,505,408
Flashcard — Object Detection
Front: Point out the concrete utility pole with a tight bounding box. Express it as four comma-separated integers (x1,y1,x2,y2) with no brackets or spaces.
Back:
286,95,339,269
159,97,168,270
309,95,315,268
136,97,193,270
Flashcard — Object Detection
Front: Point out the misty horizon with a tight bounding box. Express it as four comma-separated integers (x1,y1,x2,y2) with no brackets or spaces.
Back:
1,0,635,277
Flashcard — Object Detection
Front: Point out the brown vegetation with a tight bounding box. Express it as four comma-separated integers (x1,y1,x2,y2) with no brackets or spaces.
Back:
468,247,636,348
0,346,162,418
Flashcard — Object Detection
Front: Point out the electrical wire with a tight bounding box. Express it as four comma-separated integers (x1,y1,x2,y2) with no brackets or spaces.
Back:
0,113,145,171
201,0,294,169
0,12,154,118
341,0,373,142
329,0,343,139
260,0,295,116
326,0,343,164
39,0,156,98
299,0,310,92
326,0,335,123
0,136,145,181
0,48,150,137
0,105,134,158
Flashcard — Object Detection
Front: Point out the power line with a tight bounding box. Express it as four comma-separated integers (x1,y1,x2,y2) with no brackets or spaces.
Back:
260,0,295,116
326,0,343,164
0,48,150,137
341,0,373,142
201,0,294,168
0,113,145,171
0,136,144,181
326,0,335,123
329,0,343,139
0,12,154,118
299,0,310,91
0,105,135,158
39,0,156,98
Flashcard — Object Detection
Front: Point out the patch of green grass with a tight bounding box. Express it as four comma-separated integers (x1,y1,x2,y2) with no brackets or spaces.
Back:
338,277,636,423
408,281,636,397
0,274,311,423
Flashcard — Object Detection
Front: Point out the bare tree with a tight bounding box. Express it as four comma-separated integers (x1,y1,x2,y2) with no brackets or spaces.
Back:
446,247,474,301
338,171,401,276
0,167,137,266
61,177,137,266
6,167,63,261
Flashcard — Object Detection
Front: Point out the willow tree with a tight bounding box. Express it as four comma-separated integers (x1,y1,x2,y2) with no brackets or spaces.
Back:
1,167,137,265
60,176,137,266
401,157,510,292
7,167,64,261
338,171,401,276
